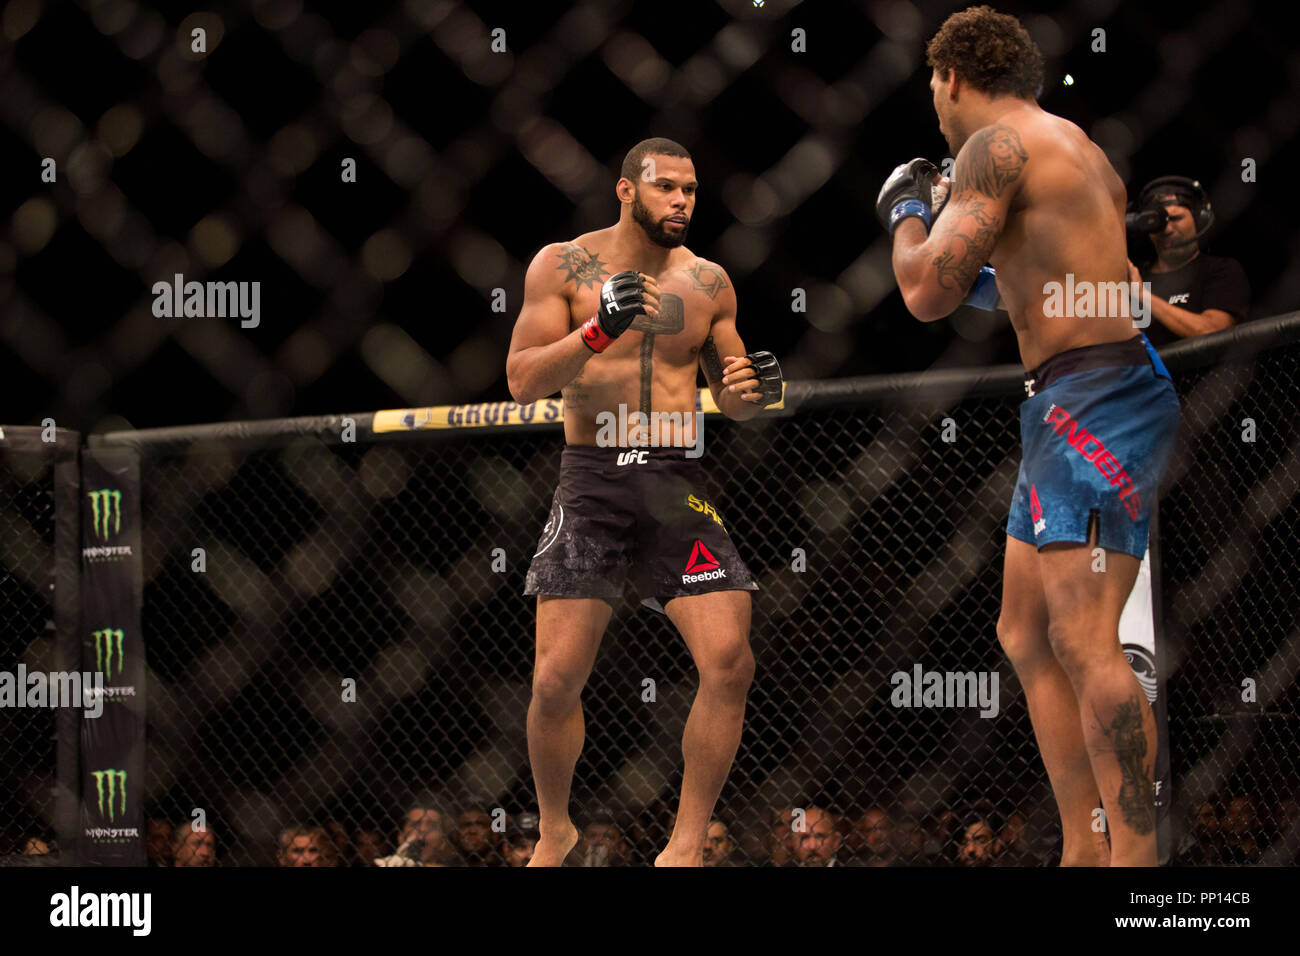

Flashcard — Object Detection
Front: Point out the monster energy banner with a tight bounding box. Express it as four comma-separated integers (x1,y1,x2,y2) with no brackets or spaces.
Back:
1118,507,1172,864
79,447,145,865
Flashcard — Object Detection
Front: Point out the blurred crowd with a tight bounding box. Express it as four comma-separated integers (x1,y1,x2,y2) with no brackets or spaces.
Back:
8,788,1289,866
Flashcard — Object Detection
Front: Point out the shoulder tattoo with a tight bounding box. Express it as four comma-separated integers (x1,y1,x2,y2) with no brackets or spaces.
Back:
928,125,1027,293
555,244,609,290
686,261,729,299
954,124,1027,198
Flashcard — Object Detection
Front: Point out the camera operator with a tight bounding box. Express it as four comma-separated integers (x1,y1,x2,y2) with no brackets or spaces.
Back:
1126,175,1250,348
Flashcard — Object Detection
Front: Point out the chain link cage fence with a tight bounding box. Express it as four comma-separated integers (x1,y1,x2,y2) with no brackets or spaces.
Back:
5,318,1293,867
0,429,78,863
0,443,58,857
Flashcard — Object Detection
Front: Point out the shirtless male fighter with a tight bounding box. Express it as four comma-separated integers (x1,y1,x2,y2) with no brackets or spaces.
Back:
506,137,783,867
879,6,1179,866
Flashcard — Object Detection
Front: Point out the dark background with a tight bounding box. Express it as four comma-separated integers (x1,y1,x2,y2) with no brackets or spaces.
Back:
4,0,1296,434
2,0,1298,869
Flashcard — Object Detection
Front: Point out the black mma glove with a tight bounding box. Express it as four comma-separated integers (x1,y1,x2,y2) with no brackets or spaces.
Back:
744,351,784,407
877,158,941,236
581,271,647,352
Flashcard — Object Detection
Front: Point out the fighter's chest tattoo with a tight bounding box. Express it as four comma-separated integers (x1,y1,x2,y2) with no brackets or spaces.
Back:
630,292,685,333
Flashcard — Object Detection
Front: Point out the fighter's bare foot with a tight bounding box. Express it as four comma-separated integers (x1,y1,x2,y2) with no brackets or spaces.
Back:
653,848,703,867
1059,831,1110,866
527,822,579,867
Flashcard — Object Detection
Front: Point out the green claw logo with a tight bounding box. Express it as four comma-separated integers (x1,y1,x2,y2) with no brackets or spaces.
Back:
93,629,125,675
88,489,122,540
91,769,127,822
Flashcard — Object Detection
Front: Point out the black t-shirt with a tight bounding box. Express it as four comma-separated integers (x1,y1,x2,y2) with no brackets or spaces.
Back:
1141,254,1251,348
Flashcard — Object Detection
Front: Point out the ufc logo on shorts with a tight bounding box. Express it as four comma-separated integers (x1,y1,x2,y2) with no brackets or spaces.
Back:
617,450,649,465
1168,293,1189,304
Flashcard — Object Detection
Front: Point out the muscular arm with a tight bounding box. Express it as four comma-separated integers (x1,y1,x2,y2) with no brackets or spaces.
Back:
892,124,1027,321
698,270,762,422
505,244,597,405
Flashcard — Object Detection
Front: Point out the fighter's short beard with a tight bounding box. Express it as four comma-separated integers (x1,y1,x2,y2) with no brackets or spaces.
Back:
632,190,688,248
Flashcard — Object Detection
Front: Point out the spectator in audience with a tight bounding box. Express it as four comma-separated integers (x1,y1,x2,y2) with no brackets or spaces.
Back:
927,808,961,863
172,824,216,867
1174,800,1222,866
576,810,628,867
1220,795,1261,864
1263,790,1300,864
724,810,759,866
277,825,339,867
451,808,499,866
893,813,936,866
502,817,539,867
353,828,387,867
623,812,660,866
322,819,354,867
702,819,737,867
792,807,843,867
146,817,174,867
1128,175,1250,348
373,803,457,867
768,808,799,867
997,810,1039,866
957,807,1002,867
843,807,896,866
1269,792,1299,844
21,835,52,855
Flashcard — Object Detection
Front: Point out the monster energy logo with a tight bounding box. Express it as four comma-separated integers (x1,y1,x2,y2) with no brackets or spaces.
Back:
93,629,125,675
91,769,127,822
88,489,122,540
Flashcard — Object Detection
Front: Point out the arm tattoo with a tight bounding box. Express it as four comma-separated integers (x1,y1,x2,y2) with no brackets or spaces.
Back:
555,244,609,290
931,197,1000,292
954,124,1027,198
700,335,724,383
929,125,1026,293
1094,696,1156,835
686,261,729,299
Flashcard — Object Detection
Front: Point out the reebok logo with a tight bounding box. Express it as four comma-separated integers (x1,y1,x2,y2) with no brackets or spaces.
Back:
682,540,726,584
1030,484,1046,535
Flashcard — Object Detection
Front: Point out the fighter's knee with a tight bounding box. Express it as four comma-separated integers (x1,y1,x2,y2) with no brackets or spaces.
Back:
530,667,585,711
996,614,1045,668
698,642,755,694
1044,620,1095,678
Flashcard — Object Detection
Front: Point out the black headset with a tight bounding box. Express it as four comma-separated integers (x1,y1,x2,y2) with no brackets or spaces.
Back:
1127,175,1215,238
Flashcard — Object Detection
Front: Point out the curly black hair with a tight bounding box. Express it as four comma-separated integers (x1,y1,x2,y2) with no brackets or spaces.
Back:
925,5,1045,100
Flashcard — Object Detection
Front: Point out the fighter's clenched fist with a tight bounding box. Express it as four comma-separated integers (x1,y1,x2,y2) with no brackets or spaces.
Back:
721,351,784,406
876,157,943,236
580,271,662,352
